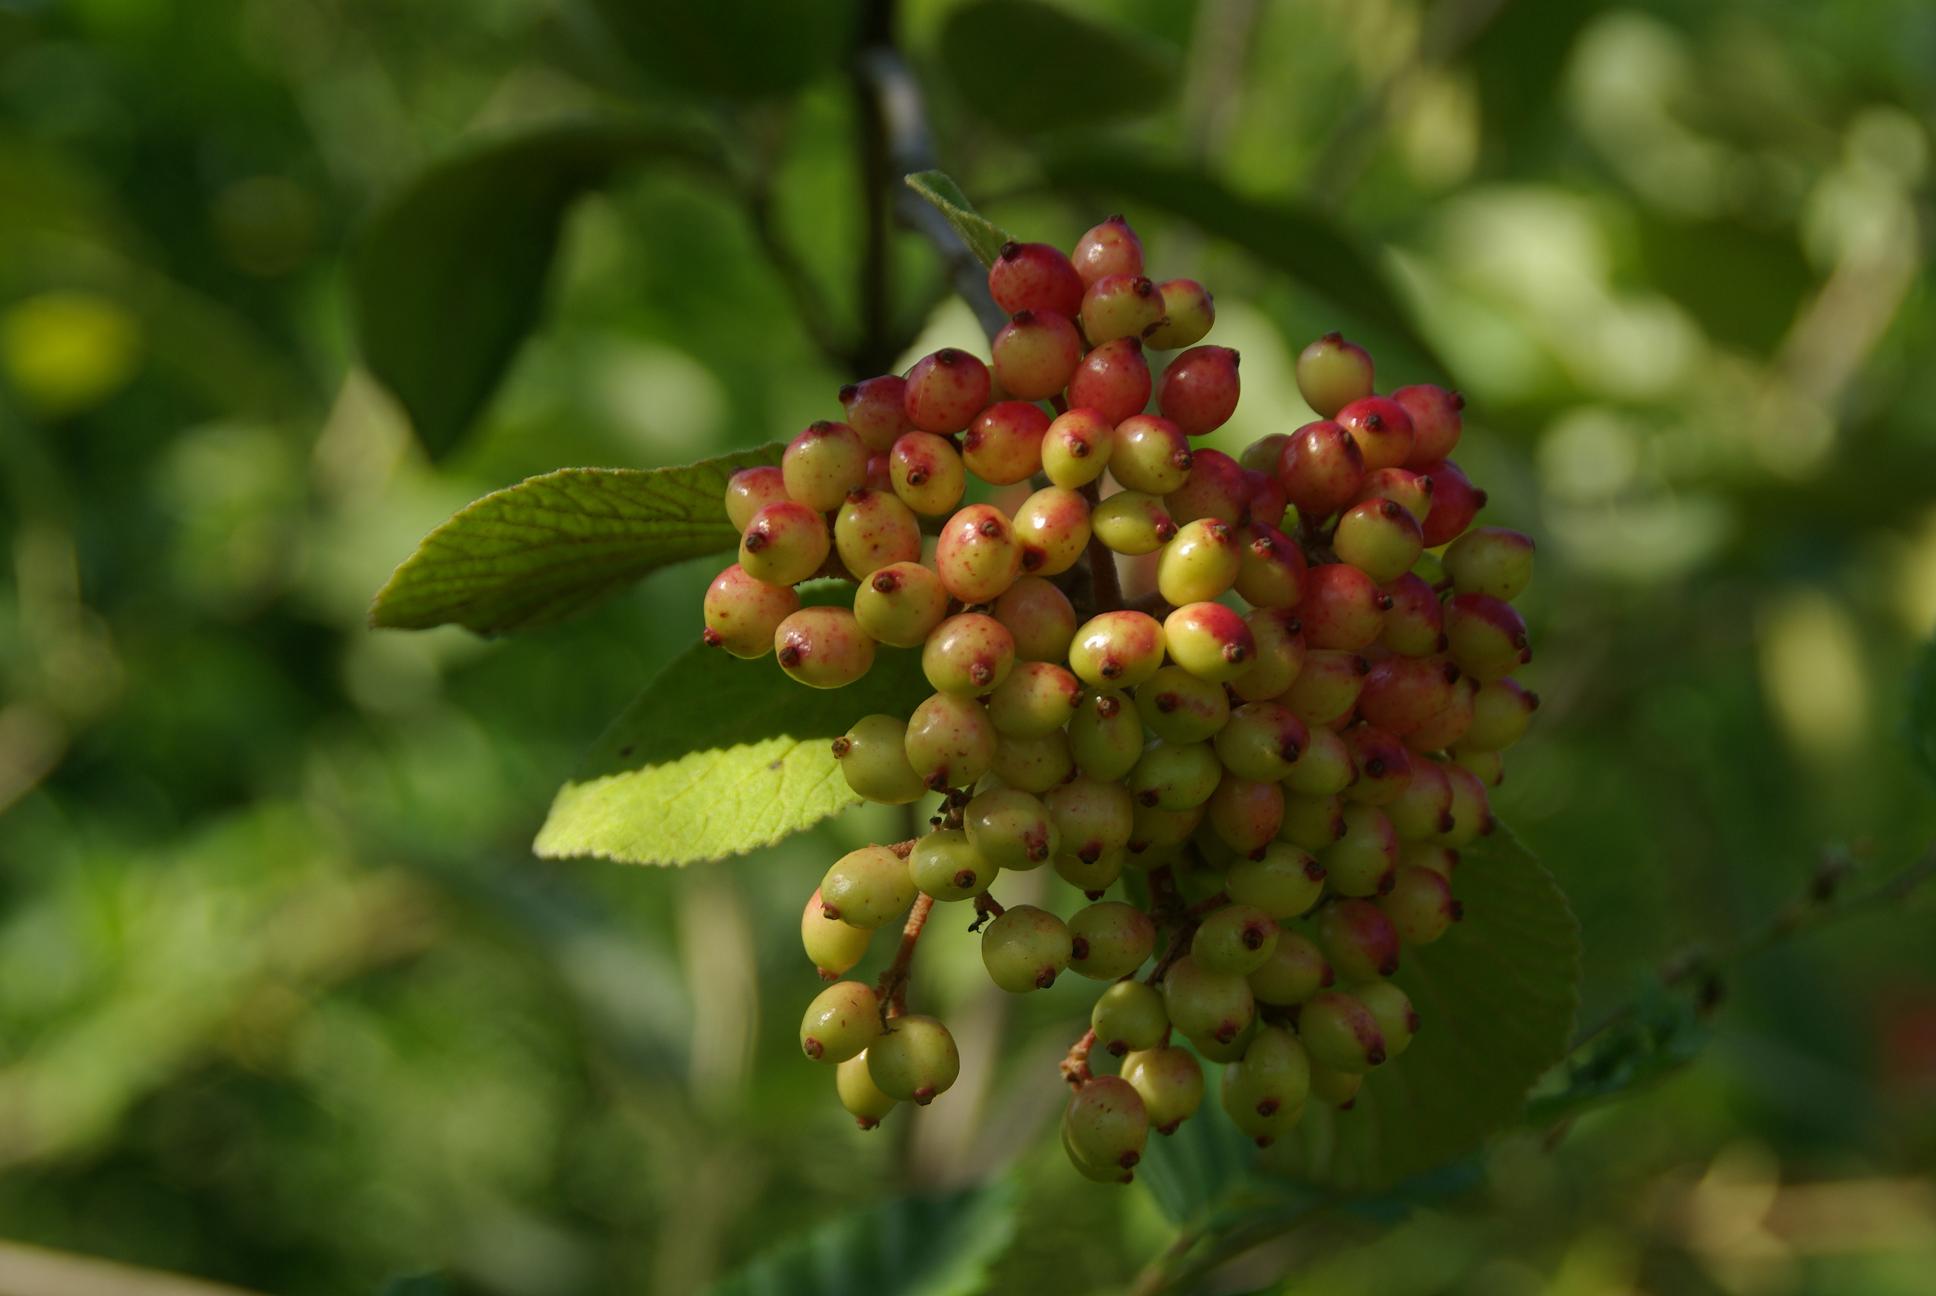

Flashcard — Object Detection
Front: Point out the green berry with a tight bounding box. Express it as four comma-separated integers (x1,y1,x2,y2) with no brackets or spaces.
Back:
1065,1074,1150,1176
903,347,990,435
987,660,1082,737
1234,522,1306,608
1127,740,1223,811
904,692,998,790
1284,725,1356,796
1156,518,1240,605
1135,666,1230,744
1046,776,1136,863
838,374,914,452
703,564,801,659
1463,677,1538,751
922,612,1016,697
1068,901,1156,979
889,430,967,516
1192,902,1280,976
833,713,926,804
1068,337,1152,425
1041,407,1114,489
1296,990,1386,1072
1450,743,1504,787
867,1014,960,1104
853,561,949,648
1121,1045,1204,1133
1227,843,1327,919
739,500,829,586
992,309,1083,401
1062,1120,1133,1184
1230,608,1307,702
1162,600,1254,683
724,464,790,530
1352,979,1419,1059
775,606,876,689
1279,792,1347,850
1321,804,1399,897
1220,1025,1311,1146
1081,272,1166,344
836,1050,897,1128
1146,278,1214,350
1248,930,1332,1005
990,729,1075,793
935,504,1024,604
800,980,881,1063
1436,762,1492,847
1444,593,1531,682
819,845,915,929
1068,689,1144,781
1308,1060,1364,1108
802,888,873,978
963,400,1050,485
1315,898,1402,981
1385,758,1454,840
1214,701,1308,782
909,828,997,901
1161,955,1255,1044
1091,490,1178,555
981,904,1073,991
1284,649,1370,727
1341,724,1415,806
1444,526,1534,601
1054,847,1126,895
1110,414,1193,494
1012,486,1091,576
834,487,922,578
1185,1017,1258,1063
1206,774,1285,854
993,576,1078,662
1068,610,1167,689
1129,802,1205,857
1332,497,1424,584
1379,865,1461,945
1169,848,1229,906
782,420,868,512
965,787,1059,870
1092,981,1169,1056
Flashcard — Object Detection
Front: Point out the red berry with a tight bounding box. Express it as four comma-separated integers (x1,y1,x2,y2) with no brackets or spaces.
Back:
989,241,1085,318
1297,563,1387,651
1355,467,1435,523
1146,279,1215,350
1341,723,1414,805
1391,384,1463,467
1081,273,1166,344
1071,215,1145,287
889,431,967,516
1379,572,1445,657
1245,469,1288,530
903,348,990,434
1068,337,1151,425
839,375,915,452
861,451,892,493
1276,420,1365,519
702,564,800,658
1165,448,1250,526
1358,656,1461,737
1415,459,1485,547
1157,345,1240,437
1314,899,1401,981
1295,332,1374,418
1334,396,1415,472
992,310,1083,400
963,400,1050,485
935,503,1024,603
1443,593,1530,681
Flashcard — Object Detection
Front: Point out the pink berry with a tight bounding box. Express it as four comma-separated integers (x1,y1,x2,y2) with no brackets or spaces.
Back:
1071,215,1145,287
833,487,922,578
839,375,915,452
1355,467,1434,524
702,564,800,659
1379,572,1445,657
962,400,1050,485
1415,459,1485,547
1295,332,1374,418
853,561,950,648
774,606,876,689
1276,420,1366,519
992,309,1083,400
723,464,789,530
1080,273,1165,344
934,503,1024,603
1146,279,1215,350
1297,563,1387,651
1358,655,1461,737
1011,486,1092,575
1334,397,1414,472
903,348,990,434
1391,384,1463,467
1067,338,1151,425
739,500,829,586
1443,593,1530,681
889,431,967,516
1157,346,1240,437
988,241,1085,318
1165,448,1250,526
1314,898,1401,980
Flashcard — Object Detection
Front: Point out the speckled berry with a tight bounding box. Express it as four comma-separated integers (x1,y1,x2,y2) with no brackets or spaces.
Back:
833,713,926,804
1069,689,1144,781
1156,518,1240,605
1163,447,1249,527
867,1014,960,1105
993,576,1078,661
987,659,1082,737
1157,345,1240,437
1122,1045,1204,1133
963,400,1050,485
982,904,1073,991
819,844,914,929
909,828,997,901
935,504,1024,604
989,241,1086,317
888,431,967,516
1227,842,1327,919
1081,273,1165,344
1092,982,1169,1057
800,980,880,1063
1110,413,1192,494
903,348,990,435
1064,1075,1149,1177
1046,775,1136,866
1295,332,1374,418
774,606,875,688
834,487,922,578
739,500,829,586
1391,384,1463,467
904,691,998,790
853,561,948,648
1214,701,1308,782
1233,522,1307,609
724,464,789,530
1012,486,1091,575
992,309,1083,400
922,612,1015,697
839,375,914,451
703,564,800,658
1067,337,1151,425
782,420,868,511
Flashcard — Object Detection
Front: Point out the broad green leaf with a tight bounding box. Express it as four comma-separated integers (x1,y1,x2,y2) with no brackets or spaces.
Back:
1137,1074,1274,1227
588,0,858,102
905,171,1012,270
704,1178,1018,1296
351,121,722,458
1523,976,1708,1127
534,606,929,866
369,444,778,635
1908,636,1936,785
1038,152,1449,378
938,2,1179,137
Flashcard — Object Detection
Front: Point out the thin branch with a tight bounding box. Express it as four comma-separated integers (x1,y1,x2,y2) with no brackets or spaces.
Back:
742,179,849,370
1081,480,1124,613
1059,1027,1098,1087
876,891,937,1017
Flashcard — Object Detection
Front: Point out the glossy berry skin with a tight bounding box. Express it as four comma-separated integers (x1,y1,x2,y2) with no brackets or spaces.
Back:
1392,384,1463,467
1110,414,1193,494
1308,1062,1364,1108
1072,215,1145,286
1067,337,1151,425
1157,346,1241,437
1277,420,1366,518
1380,865,1461,945
903,348,990,434
1069,901,1157,979
1206,774,1286,854
992,730,1075,794
1230,608,1307,702
922,612,1015,697
1283,724,1356,796
1297,990,1387,1072
1156,518,1241,605
935,504,1024,603
1380,572,1447,657
799,980,881,1063
1332,498,1424,584
1279,792,1347,850
1315,898,1402,981
836,1052,896,1129
1068,611,1167,689
1081,273,1165,344
994,576,1078,661
775,606,875,688
834,488,921,578
989,241,1086,317
739,500,829,586
1354,979,1419,1059
820,844,914,929
1452,741,1504,787
1163,601,1254,684
965,787,1059,870
1444,593,1531,680
1298,563,1387,651
888,431,967,516
833,713,927,804
724,464,790,530
1355,467,1435,524
987,659,1082,737
1234,522,1307,608
1248,931,1333,1005
1415,459,1485,546
867,1014,960,1105
1295,332,1374,418
1385,757,1454,840
1221,1026,1311,1146
910,828,996,901
1126,741,1223,811
1444,526,1535,601
1046,776,1136,864
1093,980,1169,1057
1122,1046,1204,1133
1193,903,1280,976
1215,702,1308,782
853,561,949,647
861,450,893,493
703,564,800,658
1068,690,1144,781
783,420,869,511
1283,649,1369,726
839,375,914,451
992,309,1083,400
1162,955,1256,1044
1437,762,1493,846
1091,490,1176,555
1359,656,1460,737
1464,677,1538,750
1322,803,1400,897
1137,666,1230,744
1041,407,1114,488
802,889,872,978
904,691,998,790
1065,1075,1149,1176
1164,448,1250,526
1147,278,1214,350
1227,843,1326,919
980,903,1073,992
1012,486,1091,575
1130,802,1205,856
1334,396,1414,472
963,400,1050,484
1247,469,1289,528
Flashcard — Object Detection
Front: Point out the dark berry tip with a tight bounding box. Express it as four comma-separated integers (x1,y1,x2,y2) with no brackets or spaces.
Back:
1133,277,1155,295
1451,900,1467,921
837,383,858,402
777,644,802,666
1213,1022,1238,1043
810,419,837,433
1365,757,1386,776
1241,925,1267,950
907,468,929,485
1443,661,1462,683
1379,956,1399,976
1365,413,1383,430
1322,331,1343,343
701,628,724,647
1438,810,1456,832
1475,489,1490,506
1084,888,1105,901
1256,1098,1279,1117
1377,872,1396,895
802,1037,823,1059
1451,390,1467,410
1070,937,1091,960
1407,1008,1422,1032
1222,643,1247,663
936,347,961,365
913,1086,936,1105
1154,521,1178,541
1381,500,1401,518
743,531,769,552
846,487,869,503
1136,790,1159,806
1352,656,1371,676
1367,1047,1387,1066
1078,844,1102,863
1528,691,1542,709
999,241,1021,260
1107,1040,1129,1057
1012,308,1034,324
1304,858,1326,880
1021,549,1044,571
1118,1150,1141,1169
1155,693,1178,713
953,869,977,889
978,518,1002,537
830,737,852,757
871,570,899,593
1095,696,1121,717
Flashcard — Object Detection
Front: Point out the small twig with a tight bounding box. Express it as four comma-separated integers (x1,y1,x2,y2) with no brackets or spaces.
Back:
742,179,848,371
1059,1027,1098,1087
876,891,937,1017
968,892,1005,932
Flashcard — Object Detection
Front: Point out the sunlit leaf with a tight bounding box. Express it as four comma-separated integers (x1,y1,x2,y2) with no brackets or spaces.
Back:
938,2,1179,137
905,171,1012,270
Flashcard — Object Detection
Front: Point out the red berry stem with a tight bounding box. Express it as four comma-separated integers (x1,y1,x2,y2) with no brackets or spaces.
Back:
876,889,937,1018
1059,1027,1098,1088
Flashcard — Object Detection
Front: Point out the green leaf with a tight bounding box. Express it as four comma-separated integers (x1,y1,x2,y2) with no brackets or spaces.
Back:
1137,1073,1275,1228
938,2,1179,137
703,1178,1018,1296
351,121,722,459
1523,975,1708,1127
1037,152,1449,377
905,172,1013,270
369,444,779,635
376,1275,451,1296
1267,824,1581,1190
588,0,858,102
1908,635,1936,785
534,601,930,866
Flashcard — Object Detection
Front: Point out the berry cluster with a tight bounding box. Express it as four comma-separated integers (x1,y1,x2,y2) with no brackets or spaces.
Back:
703,215,1538,1180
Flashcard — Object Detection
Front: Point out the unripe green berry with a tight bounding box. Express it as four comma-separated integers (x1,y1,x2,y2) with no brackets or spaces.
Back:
775,606,876,689
1055,847,1126,896
739,500,829,586
1129,801,1204,857
1206,773,1285,854
1228,843,1327,920
1352,978,1419,1059
1220,1025,1311,1146
819,845,915,930
1385,757,1454,840
1012,486,1091,576
1162,955,1256,1044
1295,332,1374,419
1444,525,1533,601
1068,337,1152,425
800,980,881,1063
904,691,998,790
834,487,921,578
1248,930,1333,1005
1322,804,1399,897
903,347,990,435
1230,608,1307,702
1279,792,1347,850
1332,497,1424,584
1463,677,1538,751
1169,848,1229,906
1068,689,1144,781
783,420,868,512
935,504,1023,604
981,904,1073,991
1308,1060,1365,1108
1162,600,1253,683
993,576,1077,662
802,888,873,978
1379,864,1461,945
833,713,926,804
1284,725,1356,797
1122,1045,1204,1133
1041,407,1114,489
1068,610,1167,689
1234,522,1307,609
1146,278,1215,350
1109,414,1193,494
1062,1120,1133,1184
1315,897,1402,981
1284,649,1370,727
1341,724,1415,806
922,612,1015,697
990,729,1075,793
1068,901,1156,979
987,660,1082,737
909,828,997,901
1157,345,1241,438
1091,489,1178,555
1192,903,1280,976
1092,981,1169,1056
1046,776,1136,863
1297,990,1386,1072
1081,272,1166,344
965,787,1059,870
1127,740,1223,811
1450,743,1505,787
1436,762,1493,846
703,564,801,658
1065,1074,1149,1176
992,309,1083,401
853,561,949,648
867,1014,960,1104
724,464,789,530
1214,702,1307,782
1136,666,1230,744
889,430,967,516
836,1050,897,1128
963,400,1050,485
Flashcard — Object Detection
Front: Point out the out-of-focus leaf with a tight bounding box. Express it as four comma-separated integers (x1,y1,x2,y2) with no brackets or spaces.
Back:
703,1177,1018,1296
1909,636,1936,785
534,597,929,866
937,2,1178,137
905,171,1012,270
1137,1074,1270,1228
376,1275,451,1296
1523,976,1708,1126
369,444,778,635
588,0,858,102
1039,152,1448,376
351,121,722,459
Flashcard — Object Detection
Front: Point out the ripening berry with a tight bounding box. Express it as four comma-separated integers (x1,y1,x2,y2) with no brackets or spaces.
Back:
819,844,915,929
1193,903,1280,977
1093,980,1169,1056
1242,432,1292,474
1358,656,1460,738
1334,397,1414,472
1091,490,1177,555
1227,842,1327,919
1068,610,1167,689
1055,846,1126,896
1012,486,1091,575
1130,801,1205,856
1385,757,1454,840
1072,215,1145,286
1041,406,1114,488
991,310,1083,400
1064,1075,1149,1176
1356,467,1435,526
910,828,997,901
1464,677,1538,751
989,240,1086,317
799,980,881,1064
1451,744,1504,787
980,904,1073,992
1234,522,1307,609
1283,724,1356,797
1067,337,1152,425
1147,278,1215,350
1342,724,1416,805
1163,601,1253,683
990,729,1075,793
1128,668,1221,746
1127,740,1223,811
703,564,800,658
775,606,875,688
993,576,1077,662
1062,1122,1133,1185
922,612,1015,697
1069,901,1157,979
1354,979,1419,1060
1206,774,1285,854
1122,1045,1204,1133
1164,448,1250,526
1169,848,1230,906
1249,930,1333,1005
1230,608,1308,702
1277,420,1366,519
1157,345,1241,437
1315,898,1402,981
903,348,990,435
1437,762,1493,847
867,1014,960,1105
1298,563,1387,651
1308,1061,1365,1108
904,691,998,790
1380,572,1446,657
833,713,926,804
1444,526,1535,602
834,488,922,578
963,401,1050,485
862,449,892,493
1298,990,1386,1072
724,464,789,530
839,375,914,452
1279,792,1347,850
739,500,829,586
1110,413,1193,494
1068,689,1144,781
782,420,869,511
1415,459,1485,547
1322,803,1399,897
1445,593,1531,681
1047,776,1136,863
1081,273,1166,344
1246,468,1289,529
889,431,967,516
986,659,1082,737
1156,519,1241,605
802,888,873,978
853,561,948,647
1215,701,1308,782
1162,955,1256,1044
1284,648,1370,726
836,1051,897,1129
1295,332,1374,418
1380,864,1460,945
1221,1026,1311,1146
1402,841,1460,878
1391,384,1463,467
935,504,1024,603
965,787,1059,870
1332,498,1424,584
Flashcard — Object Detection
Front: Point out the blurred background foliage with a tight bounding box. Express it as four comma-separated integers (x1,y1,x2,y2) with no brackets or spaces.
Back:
1,0,1934,1293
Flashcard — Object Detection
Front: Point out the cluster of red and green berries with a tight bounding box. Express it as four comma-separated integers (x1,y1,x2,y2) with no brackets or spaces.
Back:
702,216,1538,1179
